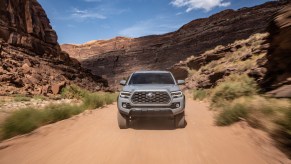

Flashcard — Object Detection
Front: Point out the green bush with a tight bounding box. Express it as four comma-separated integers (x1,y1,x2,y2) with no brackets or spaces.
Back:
104,93,118,105
1,104,84,139
33,95,46,101
211,74,257,107
216,101,249,126
61,85,89,99
193,89,208,101
82,93,105,109
1,85,118,140
62,85,117,107
14,95,31,102
2,108,44,139
43,104,84,124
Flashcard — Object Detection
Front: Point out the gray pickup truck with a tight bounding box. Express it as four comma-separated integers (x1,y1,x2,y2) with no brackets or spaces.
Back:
117,71,186,129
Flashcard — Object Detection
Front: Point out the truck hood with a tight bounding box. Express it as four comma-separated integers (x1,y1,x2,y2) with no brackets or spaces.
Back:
122,84,181,92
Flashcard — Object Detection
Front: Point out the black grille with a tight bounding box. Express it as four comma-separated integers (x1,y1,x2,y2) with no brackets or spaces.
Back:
131,91,171,104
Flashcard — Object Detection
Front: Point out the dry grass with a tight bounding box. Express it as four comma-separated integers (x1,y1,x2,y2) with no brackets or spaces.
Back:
13,95,31,102
211,74,258,107
215,96,291,128
0,85,118,140
192,89,209,101
1,104,84,139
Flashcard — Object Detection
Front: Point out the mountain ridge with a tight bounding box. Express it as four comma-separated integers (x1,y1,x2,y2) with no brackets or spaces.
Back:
61,1,287,89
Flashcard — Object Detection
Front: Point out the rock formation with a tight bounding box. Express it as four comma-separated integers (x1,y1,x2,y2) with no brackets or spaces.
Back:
0,0,107,96
261,2,291,98
62,1,287,89
170,33,270,89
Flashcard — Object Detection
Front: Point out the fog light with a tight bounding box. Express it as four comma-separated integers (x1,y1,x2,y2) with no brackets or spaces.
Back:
122,103,127,108
175,103,180,108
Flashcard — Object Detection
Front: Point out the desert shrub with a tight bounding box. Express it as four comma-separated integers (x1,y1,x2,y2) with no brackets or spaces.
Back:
43,104,84,124
103,92,118,105
211,74,257,107
193,89,208,101
33,95,46,101
82,93,105,109
215,96,291,129
216,101,249,126
1,104,83,139
274,109,291,146
61,85,117,107
61,85,89,99
14,95,31,102
1,108,44,138
1,85,117,139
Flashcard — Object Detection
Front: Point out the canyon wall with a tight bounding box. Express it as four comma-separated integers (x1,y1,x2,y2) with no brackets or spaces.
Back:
0,0,107,95
261,2,291,97
62,1,287,89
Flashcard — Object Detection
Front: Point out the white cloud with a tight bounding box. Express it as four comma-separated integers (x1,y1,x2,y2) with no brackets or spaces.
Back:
119,18,182,37
71,8,106,20
171,0,231,12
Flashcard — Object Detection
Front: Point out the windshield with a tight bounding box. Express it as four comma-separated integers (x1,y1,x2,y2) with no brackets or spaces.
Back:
128,73,175,85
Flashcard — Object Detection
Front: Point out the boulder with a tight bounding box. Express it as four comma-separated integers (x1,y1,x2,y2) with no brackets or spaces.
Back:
51,82,66,95
22,63,31,74
169,66,189,80
267,85,291,98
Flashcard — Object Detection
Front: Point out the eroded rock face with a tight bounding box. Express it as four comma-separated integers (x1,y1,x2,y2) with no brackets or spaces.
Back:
261,2,291,97
62,1,286,89
0,0,108,96
0,0,59,55
171,33,270,89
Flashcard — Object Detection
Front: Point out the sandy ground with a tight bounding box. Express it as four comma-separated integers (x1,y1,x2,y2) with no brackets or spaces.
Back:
0,98,289,164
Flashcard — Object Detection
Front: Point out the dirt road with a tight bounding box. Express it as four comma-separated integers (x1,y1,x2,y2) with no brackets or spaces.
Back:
0,98,289,164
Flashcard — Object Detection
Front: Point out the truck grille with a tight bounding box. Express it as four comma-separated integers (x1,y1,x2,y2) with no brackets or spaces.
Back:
131,91,171,104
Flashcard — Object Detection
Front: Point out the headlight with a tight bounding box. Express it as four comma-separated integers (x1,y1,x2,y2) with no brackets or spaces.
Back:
120,91,131,98
171,91,183,98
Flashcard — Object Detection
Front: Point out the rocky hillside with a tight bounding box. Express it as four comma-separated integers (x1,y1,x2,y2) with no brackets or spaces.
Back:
261,2,291,97
62,1,287,88
171,33,270,90
170,2,291,98
0,0,107,96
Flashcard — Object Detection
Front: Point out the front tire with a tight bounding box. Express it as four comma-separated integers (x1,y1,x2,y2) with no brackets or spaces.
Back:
175,112,185,128
117,111,128,129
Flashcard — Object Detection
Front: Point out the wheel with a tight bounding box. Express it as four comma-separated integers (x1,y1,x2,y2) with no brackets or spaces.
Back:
175,112,185,128
117,111,128,129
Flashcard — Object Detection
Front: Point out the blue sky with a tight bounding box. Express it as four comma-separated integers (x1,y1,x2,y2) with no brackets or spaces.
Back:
38,0,272,44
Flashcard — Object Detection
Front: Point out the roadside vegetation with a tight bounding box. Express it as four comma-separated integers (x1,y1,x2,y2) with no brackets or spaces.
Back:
13,95,31,102
191,74,291,155
192,89,209,101
0,85,117,140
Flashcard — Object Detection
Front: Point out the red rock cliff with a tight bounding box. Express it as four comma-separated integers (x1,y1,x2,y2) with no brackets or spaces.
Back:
261,2,291,97
0,0,108,95
61,1,287,89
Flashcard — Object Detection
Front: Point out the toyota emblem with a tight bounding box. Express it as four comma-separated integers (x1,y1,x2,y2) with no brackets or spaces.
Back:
146,92,155,99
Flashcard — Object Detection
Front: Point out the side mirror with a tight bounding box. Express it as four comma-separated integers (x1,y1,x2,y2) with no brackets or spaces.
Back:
177,80,185,85
120,80,126,86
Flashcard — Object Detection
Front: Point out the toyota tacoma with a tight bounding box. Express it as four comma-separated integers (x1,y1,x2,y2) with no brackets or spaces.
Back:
117,71,186,129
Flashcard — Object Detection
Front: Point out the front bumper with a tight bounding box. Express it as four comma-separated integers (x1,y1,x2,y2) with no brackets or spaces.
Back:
118,95,185,117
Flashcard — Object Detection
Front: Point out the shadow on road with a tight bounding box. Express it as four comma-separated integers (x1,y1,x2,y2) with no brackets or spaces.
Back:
129,118,187,130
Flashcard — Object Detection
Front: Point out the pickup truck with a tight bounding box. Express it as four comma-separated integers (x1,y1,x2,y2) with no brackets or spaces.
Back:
117,71,185,129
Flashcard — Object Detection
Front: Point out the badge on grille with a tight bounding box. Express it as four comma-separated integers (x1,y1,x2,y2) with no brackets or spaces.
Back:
146,92,155,99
